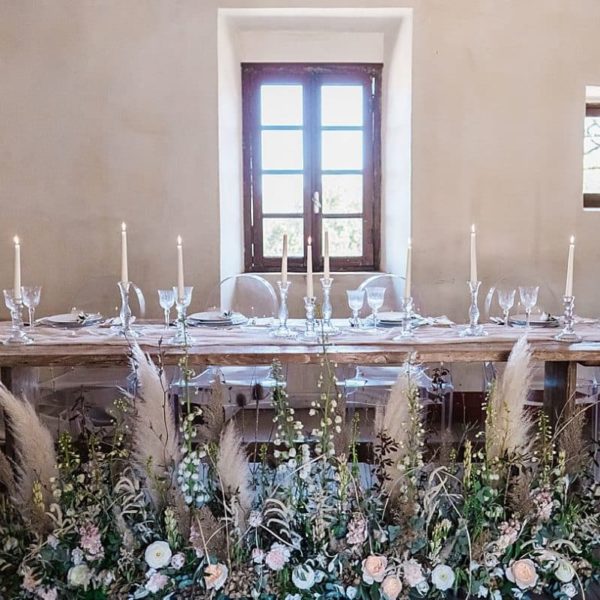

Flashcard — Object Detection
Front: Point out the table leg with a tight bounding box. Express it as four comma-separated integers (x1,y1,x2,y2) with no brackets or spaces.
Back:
543,361,577,428
0,367,14,459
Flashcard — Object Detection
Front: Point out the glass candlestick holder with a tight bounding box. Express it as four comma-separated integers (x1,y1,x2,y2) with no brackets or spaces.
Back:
118,281,139,337
394,296,416,340
320,277,340,336
171,286,194,345
3,289,33,344
273,281,295,338
302,296,318,340
460,280,487,337
555,295,582,342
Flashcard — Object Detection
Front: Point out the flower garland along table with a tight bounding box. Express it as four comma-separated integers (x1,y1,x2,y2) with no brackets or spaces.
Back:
0,338,599,600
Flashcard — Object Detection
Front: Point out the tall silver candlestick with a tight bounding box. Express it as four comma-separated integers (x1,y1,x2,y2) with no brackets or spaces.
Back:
302,296,317,339
460,280,486,337
320,277,339,336
555,295,581,342
273,281,295,338
118,281,138,337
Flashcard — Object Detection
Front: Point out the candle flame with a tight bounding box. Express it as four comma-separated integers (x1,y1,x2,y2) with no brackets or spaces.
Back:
408,237,412,248
570,235,575,244
308,236,312,245
471,224,476,234
13,236,19,245
121,222,127,232
177,235,182,245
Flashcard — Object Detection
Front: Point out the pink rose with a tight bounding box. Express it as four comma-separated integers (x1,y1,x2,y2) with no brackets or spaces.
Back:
265,543,291,571
403,559,425,587
362,555,388,584
145,572,169,594
506,559,538,590
382,575,403,599
204,563,228,591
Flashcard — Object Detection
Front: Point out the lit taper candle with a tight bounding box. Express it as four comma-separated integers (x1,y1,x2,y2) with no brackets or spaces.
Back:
565,235,575,297
177,236,185,302
281,233,288,286
324,230,330,280
121,222,129,283
470,224,477,283
13,236,21,300
306,236,314,297
405,238,412,298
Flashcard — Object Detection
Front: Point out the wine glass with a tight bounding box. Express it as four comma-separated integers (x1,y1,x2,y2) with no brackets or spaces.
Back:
497,288,516,327
22,286,42,327
518,286,539,329
158,289,176,328
346,289,365,328
366,287,386,328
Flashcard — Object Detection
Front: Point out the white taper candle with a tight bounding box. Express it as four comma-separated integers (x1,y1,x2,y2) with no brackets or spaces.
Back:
470,224,477,283
405,238,412,299
177,236,185,302
13,236,21,300
281,233,288,286
307,237,314,298
565,235,575,297
121,222,129,283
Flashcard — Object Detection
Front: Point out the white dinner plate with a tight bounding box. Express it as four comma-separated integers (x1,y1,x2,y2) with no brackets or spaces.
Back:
38,312,103,328
509,314,559,328
188,311,247,327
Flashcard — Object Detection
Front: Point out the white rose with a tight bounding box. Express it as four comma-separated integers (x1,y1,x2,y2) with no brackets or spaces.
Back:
431,564,455,591
67,564,92,589
555,559,575,583
144,541,172,570
346,587,358,599
170,553,185,570
292,564,316,590
561,583,578,598
403,559,425,587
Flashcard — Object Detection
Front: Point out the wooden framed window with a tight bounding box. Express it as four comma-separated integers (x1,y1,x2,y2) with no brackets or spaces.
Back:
584,102,600,208
242,63,382,272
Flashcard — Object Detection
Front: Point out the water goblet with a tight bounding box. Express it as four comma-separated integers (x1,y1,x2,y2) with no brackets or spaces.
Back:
497,288,516,327
158,289,176,329
518,286,539,329
366,287,386,328
346,289,365,328
22,285,42,327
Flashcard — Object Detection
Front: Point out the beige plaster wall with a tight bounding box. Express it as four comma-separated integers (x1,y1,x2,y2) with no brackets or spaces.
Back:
2,0,600,321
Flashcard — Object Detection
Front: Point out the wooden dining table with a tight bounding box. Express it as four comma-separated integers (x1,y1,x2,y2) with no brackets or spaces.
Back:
0,319,599,425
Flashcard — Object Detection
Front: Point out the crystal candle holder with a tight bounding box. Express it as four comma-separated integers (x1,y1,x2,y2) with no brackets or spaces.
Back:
171,286,194,345
555,295,582,342
273,281,295,338
117,281,139,337
394,295,416,340
302,296,318,340
320,277,339,336
460,280,487,337
3,289,32,345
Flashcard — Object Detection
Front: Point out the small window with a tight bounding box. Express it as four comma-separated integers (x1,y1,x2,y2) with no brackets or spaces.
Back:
242,63,382,272
584,86,600,208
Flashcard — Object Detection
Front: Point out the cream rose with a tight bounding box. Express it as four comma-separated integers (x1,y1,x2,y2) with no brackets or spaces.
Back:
403,559,425,587
431,564,455,591
144,541,172,570
555,559,575,583
265,543,291,571
362,555,388,584
67,564,92,589
204,562,228,591
506,559,538,590
381,575,403,600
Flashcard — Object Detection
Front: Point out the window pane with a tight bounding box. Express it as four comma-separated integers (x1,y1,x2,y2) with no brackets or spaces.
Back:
261,85,303,126
322,174,363,214
584,115,600,193
262,174,304,214
321,130,363,170
321,85,363,126
263,218,304,257
261,130,303,170
323,218,363,257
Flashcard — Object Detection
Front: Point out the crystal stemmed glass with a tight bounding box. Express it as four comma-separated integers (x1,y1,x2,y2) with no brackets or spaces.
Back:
366,287,386,328
158,289,176,329
519,286,539,329
346,289,365,327
22,286,42,327
497,288,516,327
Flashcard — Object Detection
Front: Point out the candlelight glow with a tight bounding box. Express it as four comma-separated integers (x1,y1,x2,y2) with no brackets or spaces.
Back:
121,222,127,232
177,235,182,245
308,236,312,244
408,237,412,248
570,235,575,244
13,236,19,245
471,224,476,234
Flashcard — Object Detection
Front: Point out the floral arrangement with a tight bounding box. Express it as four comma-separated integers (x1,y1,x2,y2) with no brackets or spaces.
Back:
0,337,598,599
